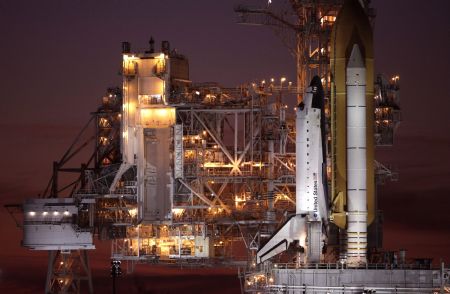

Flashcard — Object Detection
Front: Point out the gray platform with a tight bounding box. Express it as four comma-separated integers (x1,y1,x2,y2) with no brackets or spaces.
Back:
243,264,450,293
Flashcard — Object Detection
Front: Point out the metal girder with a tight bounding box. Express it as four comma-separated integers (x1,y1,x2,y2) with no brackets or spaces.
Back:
273,154,295,172
178,179,214,207
192,111,236,167
204,182,231,213
45,250,93,294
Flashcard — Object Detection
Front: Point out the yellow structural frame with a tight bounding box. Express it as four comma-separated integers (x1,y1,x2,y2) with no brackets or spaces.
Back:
330,0,375,228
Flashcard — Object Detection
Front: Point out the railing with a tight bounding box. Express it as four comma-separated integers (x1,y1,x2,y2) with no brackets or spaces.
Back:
111,188,137,195
266,284,438,293
242,262,449,293
270,262,437,270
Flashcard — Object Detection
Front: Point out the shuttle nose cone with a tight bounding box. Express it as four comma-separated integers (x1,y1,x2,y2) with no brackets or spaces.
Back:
309,75,323,90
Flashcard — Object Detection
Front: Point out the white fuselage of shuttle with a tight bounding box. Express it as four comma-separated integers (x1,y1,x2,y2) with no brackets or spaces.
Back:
257,78,328,264
296,87,327,221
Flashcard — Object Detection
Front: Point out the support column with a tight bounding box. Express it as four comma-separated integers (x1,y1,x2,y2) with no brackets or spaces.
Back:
266,140,275,229
45,250,94,294
45,250,57,294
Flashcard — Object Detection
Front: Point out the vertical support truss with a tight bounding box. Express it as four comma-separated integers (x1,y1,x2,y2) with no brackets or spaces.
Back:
45,250,93,294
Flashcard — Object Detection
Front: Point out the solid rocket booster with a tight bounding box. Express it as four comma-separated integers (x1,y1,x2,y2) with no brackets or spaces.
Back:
346,44,367,266
256,77,328,264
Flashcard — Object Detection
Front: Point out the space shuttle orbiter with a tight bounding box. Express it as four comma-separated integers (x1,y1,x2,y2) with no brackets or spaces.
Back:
257,76,328,264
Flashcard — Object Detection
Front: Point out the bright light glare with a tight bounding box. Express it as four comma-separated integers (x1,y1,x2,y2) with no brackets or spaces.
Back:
172,208,185,216
128,208,137,217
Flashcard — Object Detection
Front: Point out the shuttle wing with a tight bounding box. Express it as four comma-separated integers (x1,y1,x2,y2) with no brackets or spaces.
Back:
257,215,306,263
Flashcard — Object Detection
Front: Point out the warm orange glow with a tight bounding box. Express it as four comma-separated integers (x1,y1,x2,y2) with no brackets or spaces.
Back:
99,136,108,145
234,194,246,208
99,117,109,127
203,162,233,168
139,107,175,128
172,208,185,217
123,56,138,76
321,15,336,26
128,208,137,218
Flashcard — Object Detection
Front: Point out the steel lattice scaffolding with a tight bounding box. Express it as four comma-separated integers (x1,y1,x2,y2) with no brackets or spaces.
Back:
9,3,409,293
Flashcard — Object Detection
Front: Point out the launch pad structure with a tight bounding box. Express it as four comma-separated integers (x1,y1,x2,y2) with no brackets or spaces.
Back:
5,0,449,293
